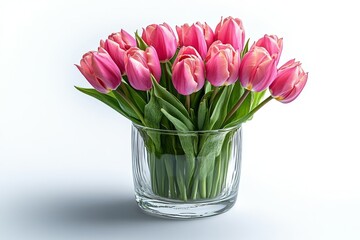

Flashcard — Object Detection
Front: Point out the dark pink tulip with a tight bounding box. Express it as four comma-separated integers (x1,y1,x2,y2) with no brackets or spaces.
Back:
172,46,205,95
205,41,240,87
215,16,245,51
239,46,277,92
269,59,308,103
176,22,214,59
142,23,177,61
76,50,121,93
252,34,283,65
100,30,136,74
124,47,161,91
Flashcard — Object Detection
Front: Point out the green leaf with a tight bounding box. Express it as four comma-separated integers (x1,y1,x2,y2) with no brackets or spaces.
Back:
121,80,146,113
228,91,253,123
161,108,188,131
228,81,245,110
151,77,189,118
197,99,207,130
209,86,233,129
190,87,204,112
161,108,196,185
156,98,194,130
196,132,227,179
143,90,163,150
151,77,194,130
251,89,267,111
241,38,250,58
204,81,212,94
75,86,141,124
135,31,148,50
110,90,140,121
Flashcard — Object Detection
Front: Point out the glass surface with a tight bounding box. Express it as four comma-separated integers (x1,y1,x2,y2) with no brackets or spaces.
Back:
131,124,242,219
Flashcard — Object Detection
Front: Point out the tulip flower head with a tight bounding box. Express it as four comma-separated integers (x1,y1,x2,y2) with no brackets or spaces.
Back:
252,34,283,65
269,59,308,103
215,16,245,51
142,23,177,61
172,46,205,95
100,30,136,74
205,41,240,87
76,50,121,93
176,22,214,59
124,47,161,91
239,46,277,92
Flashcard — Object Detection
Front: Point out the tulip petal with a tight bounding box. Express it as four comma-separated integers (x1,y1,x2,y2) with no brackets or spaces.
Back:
172,60,198,95
92,52,121,90
126,57,152,91
206,52,230,86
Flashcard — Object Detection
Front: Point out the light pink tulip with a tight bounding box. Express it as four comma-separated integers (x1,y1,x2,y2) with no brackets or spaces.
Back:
269,59,308,103
215,16,245,51
205,41,240,86
176,22,214,59
124,47,161,91
100,30,136,74
172,46,205,95
252,34,283,65
239,46,277,92
76,50,122,93
142,23,177,61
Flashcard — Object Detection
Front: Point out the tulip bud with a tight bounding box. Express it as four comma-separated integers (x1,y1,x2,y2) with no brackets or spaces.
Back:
124,47,161,91
172,46,205,95
100,30,136,74
215,16,245,51
269,59,308,103
205,41,240,87
176,22,214,59
252,34,283,65
142,23,177,61
76,50,122,93
239,46,277,92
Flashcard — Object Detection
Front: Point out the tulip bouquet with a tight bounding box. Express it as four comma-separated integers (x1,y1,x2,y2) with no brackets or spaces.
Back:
76,17,307,201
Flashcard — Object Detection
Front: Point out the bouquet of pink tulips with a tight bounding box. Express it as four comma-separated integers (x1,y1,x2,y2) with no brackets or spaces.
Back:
76,17,307,200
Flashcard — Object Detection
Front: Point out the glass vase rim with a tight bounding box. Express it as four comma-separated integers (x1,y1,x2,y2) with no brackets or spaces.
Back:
132,123,241,134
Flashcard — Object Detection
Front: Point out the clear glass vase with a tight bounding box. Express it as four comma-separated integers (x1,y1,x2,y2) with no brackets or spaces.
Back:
131,123,242,219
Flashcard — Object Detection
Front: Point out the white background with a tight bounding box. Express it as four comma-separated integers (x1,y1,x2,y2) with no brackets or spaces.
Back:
1,0,359,239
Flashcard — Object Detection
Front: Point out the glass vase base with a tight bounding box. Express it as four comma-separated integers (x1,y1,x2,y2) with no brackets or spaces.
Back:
135,193,238,219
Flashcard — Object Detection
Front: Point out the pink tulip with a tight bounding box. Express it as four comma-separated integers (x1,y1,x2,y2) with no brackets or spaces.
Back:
269,59,308,103
205,41,240,86
172,46,205,95
239,46,277,92
100,30,136,74
200,22,215,49
142,23,177,61
76,50,121,93
215,16,245,51
124,47,161,91
252,34,283,65
176,22,214,59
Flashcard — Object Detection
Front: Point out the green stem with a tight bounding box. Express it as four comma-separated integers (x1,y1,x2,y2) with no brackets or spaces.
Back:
210,86,219,104
241,96,273,122
120,83,130,97
116,89,145,124
210,156,221,198
186,95,190,112
191,178,199,200
199,178,207,198
224,89,250,124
